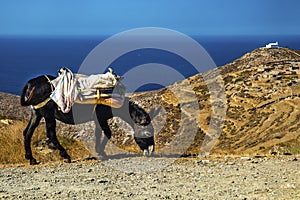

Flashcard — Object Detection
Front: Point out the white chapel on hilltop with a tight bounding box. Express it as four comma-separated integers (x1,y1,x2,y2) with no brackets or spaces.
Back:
265,42,279,48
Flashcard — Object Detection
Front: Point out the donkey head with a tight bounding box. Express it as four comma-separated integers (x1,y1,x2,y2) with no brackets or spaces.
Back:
130,104,162,156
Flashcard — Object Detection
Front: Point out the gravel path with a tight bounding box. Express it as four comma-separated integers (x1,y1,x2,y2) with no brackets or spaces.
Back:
0,156,299,200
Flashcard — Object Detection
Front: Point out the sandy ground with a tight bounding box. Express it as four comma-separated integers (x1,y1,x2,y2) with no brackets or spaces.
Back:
0,156,299,200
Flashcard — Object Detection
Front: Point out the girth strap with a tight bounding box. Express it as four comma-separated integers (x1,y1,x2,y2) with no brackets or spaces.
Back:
32,98,51,109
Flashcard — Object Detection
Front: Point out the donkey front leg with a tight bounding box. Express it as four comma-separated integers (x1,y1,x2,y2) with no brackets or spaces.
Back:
94,122,110,160
23,110,42,165
45,116,71,163
95,106,112,160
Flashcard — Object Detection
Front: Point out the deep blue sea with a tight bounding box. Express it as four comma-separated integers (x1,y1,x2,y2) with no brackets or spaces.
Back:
0,35,299,95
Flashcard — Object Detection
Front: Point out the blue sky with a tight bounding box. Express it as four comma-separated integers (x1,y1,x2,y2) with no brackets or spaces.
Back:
0,0,300,36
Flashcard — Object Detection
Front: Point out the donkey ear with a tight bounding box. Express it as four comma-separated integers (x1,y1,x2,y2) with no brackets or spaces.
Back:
149,105,163,119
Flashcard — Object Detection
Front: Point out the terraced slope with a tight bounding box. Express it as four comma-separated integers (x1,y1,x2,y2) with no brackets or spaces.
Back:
130,47,300,156
217,49,300,154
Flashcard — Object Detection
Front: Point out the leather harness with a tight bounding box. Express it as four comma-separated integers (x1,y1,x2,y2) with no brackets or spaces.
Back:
32,75,53,110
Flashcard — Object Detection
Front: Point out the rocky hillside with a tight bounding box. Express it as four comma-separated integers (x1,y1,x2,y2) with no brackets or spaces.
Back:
130,47,300,156
1,47,300,157
0,92,30,120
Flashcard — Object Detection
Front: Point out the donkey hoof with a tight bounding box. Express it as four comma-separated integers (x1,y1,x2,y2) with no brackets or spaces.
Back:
95,154,108,161
30,159,40,165
63,158,71,163
143,150,149,157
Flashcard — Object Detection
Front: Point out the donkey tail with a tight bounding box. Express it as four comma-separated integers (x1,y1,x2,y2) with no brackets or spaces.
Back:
20,83,35,106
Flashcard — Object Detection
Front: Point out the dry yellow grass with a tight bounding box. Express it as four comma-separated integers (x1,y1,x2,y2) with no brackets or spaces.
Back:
0,120,91,165
0,120,26,164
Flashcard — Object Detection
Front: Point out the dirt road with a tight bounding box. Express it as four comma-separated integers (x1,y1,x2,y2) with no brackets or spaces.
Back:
0,156,299,199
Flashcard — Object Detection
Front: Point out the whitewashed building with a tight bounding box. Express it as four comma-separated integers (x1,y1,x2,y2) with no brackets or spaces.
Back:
265,42,279,48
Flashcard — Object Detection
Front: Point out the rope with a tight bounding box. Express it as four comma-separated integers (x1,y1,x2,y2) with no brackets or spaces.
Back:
44,75,54,92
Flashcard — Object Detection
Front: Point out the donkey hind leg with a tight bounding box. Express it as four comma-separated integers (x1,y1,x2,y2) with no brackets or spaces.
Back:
45,116,71,163
23,110,42,165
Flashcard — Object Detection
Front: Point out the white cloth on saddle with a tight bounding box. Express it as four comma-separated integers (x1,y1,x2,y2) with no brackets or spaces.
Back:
50,68,78,113
49,67,120,113
76,71,118,90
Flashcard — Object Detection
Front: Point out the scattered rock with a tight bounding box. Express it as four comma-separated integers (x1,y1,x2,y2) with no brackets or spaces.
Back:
290,157,297,161
0,119,13,125
253,153,264,158
98,180,108,184
240,157,252,161
269,146,292,156
201,160,210,164
285,183,296,189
